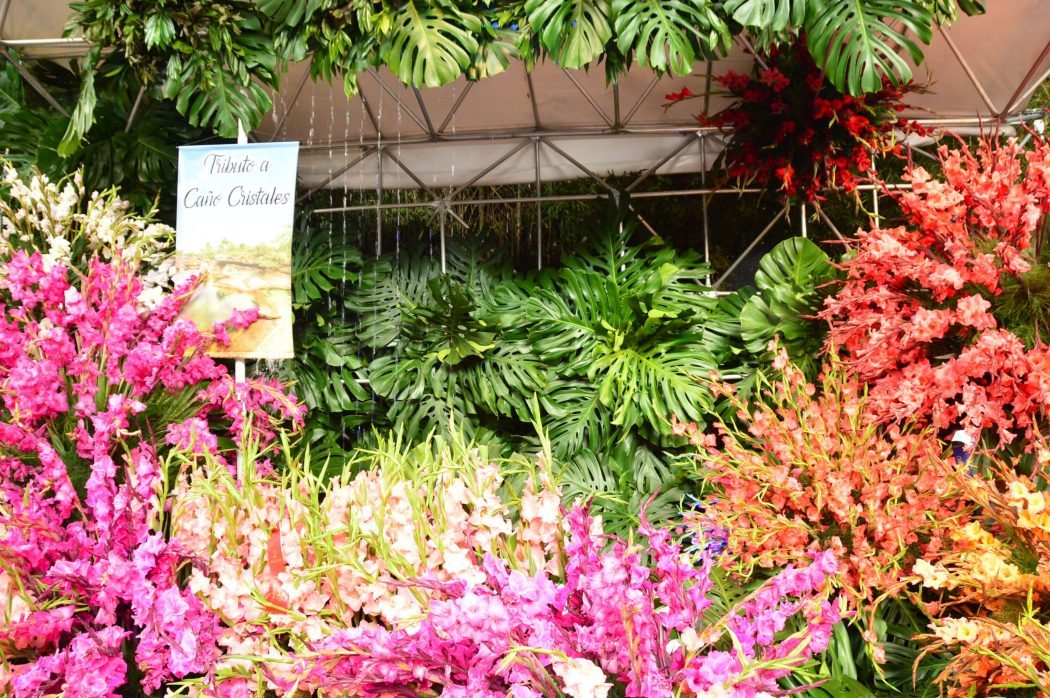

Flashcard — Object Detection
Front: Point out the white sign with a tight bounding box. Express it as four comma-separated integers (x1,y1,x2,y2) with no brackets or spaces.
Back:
176,142,299,359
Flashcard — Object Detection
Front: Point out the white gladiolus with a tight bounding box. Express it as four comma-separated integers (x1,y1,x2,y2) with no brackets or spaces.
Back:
0,167,173,301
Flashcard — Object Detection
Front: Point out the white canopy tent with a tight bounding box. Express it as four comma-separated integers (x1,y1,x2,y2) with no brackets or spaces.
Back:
3,0,1048,195
2,0,1049,279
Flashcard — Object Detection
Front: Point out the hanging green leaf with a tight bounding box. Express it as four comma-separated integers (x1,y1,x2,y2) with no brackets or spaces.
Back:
164,51,274,137
256,0,327,27
470,28,519,81
612,0,730,74
58,47,101,158
722,0,812,35
143,12,176,50
381,2,482,88
524,0,612,70
805,0,934,94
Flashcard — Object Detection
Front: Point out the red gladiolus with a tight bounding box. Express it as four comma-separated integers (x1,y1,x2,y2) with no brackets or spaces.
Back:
822,136,1050,443
680,40,908,201
663,86,693,103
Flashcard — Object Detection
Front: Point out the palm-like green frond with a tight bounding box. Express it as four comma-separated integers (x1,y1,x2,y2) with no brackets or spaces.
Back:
589,334,716,438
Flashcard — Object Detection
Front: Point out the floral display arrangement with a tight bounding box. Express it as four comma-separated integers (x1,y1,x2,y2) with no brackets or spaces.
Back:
910,443,1050,695
681,353,971,618
667,41,908,200
0,169,844,697
2,86,1050,698
0,170,304,696
821,136,1050,444
667,135,1050,696
171,435,843,697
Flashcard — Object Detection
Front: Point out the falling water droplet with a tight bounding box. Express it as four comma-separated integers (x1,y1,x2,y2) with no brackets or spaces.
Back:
340,74,351,451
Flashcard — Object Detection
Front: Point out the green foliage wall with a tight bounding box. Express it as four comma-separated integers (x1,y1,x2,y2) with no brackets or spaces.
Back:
286,206,833,529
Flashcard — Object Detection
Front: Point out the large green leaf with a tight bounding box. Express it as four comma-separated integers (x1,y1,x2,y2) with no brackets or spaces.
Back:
291,358,370,413
539,379,613,457
525,0,612,70
738,236,834,370
722,0,812,35
257,0,326,27
292,232,362,308
164,52,273,137
753,236,834,297
345,253,436,351
612,0,729,74
588,333,716,436
0,59,24,114
805,0,933,94
456,341,549,420
381,2,482,88
558,436,687,535
699,286,754,367
403,276,497,366
470,28,518,80
520,225,718,442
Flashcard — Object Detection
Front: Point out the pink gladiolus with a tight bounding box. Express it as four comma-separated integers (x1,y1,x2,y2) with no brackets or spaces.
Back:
0,253,303,695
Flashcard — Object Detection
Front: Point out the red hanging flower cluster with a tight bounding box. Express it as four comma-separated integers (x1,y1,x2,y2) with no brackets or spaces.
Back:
668,42,909,200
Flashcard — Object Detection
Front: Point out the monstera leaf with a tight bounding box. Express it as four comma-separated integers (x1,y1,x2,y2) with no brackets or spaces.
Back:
525,0,613,69
348,242,544,439
722,0,972,94
346,253,438,351
558,434,690,535
514,224,719,448
722,0,811,34
470,24,519,80
699,286,755,366
291,352,370,415
381,2,482,88
403,276,497,366
738,236,835,370
369,338,546,437
256,0,326,26
806,0,933,94
753,235,835,296
538,379,614,458
612,0,729,74
164,51,274,137
292,232,362,308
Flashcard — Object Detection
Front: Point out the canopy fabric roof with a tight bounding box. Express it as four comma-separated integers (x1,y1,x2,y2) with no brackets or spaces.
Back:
3,0,1049,192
